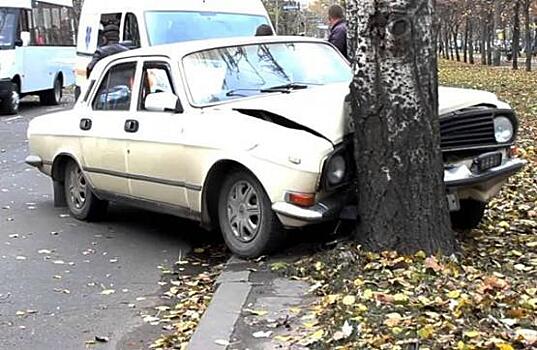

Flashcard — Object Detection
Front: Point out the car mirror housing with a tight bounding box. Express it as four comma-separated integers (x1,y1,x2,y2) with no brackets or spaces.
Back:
144,92,183,113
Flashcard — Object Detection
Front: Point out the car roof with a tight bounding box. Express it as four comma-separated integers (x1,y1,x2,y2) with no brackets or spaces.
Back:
99,36,329,65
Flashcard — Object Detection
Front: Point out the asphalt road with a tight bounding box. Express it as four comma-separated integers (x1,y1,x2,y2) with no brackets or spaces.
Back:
0,97,203,349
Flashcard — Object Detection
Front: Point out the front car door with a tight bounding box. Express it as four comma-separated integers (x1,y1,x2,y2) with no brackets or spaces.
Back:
80,59,139,196
125,59,191,211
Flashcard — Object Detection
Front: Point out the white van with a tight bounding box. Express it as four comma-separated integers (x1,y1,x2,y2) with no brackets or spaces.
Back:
0,0,76,115
75,0,274,98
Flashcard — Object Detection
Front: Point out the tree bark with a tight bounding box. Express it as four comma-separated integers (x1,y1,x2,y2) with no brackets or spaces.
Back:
481,22,487,65
469,20,474,64
454,26,460,61
523,0,531,71
346,0,456,254
513,0,520,70
492,0,501,65
486,22,493,65
463,20,468,63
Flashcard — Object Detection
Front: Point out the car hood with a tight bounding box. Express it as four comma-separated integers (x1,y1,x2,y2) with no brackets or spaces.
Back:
218,83,507,144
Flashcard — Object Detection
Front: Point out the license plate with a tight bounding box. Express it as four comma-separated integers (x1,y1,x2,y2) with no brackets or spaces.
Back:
474,152,502,173
447,193,460,211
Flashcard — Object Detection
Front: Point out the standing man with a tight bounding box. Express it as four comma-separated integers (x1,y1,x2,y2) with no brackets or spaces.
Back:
327,4,348,59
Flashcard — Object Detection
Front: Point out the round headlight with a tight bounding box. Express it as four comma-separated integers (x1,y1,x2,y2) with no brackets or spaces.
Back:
493,116,514,143
327,155,346,185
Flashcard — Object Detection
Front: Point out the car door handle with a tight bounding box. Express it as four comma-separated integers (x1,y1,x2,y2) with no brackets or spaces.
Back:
124,120,139,133
80,118,92,131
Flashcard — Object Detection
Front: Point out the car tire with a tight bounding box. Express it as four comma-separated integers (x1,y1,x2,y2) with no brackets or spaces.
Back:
450,199,486,230
218,170,284,258
64,161,108,221
40,77,62,106
0,82,20,115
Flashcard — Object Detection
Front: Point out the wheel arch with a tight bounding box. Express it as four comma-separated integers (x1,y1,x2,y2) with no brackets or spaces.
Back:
200,159,265,230
11,75,21,91
50,153,85,207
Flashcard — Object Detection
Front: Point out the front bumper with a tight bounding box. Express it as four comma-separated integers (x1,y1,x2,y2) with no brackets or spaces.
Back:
444,158,527,188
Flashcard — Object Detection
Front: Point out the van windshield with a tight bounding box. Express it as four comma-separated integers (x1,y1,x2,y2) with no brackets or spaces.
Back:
145,11,270,45
0,8,18,49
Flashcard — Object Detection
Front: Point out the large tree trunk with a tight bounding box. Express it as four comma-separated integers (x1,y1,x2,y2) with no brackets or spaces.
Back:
469,20,475,64
524,0,531,71
454,26,460,61
513,0,520,70
346,0,456,254
492,0,501,65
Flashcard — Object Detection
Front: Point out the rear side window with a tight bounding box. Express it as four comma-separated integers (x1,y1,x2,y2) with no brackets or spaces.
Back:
123,13,140,48
93,62,137,111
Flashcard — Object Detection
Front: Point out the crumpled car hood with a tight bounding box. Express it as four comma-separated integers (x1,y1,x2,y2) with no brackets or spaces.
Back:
220,83,507,144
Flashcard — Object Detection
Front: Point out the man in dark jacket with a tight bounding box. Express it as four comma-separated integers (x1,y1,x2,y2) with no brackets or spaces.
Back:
327,4,348,59
86,24,128,78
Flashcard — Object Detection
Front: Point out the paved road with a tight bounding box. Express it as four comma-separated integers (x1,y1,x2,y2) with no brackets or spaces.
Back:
0,97,202,349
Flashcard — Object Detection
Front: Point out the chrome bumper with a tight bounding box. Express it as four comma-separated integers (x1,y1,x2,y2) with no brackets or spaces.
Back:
25,155,43,167
272,191,351,223
444,158,527,188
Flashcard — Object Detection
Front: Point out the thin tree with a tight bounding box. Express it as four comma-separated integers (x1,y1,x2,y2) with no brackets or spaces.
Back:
468,18,474,64
523,0,531,71
346,0,456,254
513,0,520,70
492,0,501,66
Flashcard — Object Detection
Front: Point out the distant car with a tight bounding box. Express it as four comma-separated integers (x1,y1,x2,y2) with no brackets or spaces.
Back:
26,37,526,257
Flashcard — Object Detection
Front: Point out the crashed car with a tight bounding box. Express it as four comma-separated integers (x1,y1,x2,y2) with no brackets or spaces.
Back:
26,37,526,257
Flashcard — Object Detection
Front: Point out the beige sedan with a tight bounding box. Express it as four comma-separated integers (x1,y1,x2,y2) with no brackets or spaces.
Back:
26,37,525,257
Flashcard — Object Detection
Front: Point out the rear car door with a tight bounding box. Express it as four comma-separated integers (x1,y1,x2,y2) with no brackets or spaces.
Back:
80,60,139,196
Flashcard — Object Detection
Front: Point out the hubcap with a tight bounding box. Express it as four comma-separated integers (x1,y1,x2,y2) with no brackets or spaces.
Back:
227,181,261,243
11,90,19,111
68,167,87,210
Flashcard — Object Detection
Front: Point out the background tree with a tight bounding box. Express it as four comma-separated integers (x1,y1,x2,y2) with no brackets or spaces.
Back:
346,0,456,254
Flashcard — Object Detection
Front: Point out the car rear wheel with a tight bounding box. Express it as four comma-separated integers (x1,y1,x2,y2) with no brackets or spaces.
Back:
64,161,107,221
450,199,486,230
218,170,284,258
40,77,62,106
0,82,20,115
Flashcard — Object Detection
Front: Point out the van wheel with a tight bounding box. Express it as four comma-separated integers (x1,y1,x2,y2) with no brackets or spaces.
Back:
0,82,20,115
64,161,108,221
40,77,63,106
218,170,284,258
450,199,486,230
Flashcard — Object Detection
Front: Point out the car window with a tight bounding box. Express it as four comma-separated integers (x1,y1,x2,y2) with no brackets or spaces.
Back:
93,62,137,111
123,13,140,48
139,63,175,111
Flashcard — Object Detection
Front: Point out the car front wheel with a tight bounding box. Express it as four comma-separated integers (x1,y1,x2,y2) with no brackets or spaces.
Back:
64,161,108,221
0,82,20,115
450,199,486,230
218,170,284,258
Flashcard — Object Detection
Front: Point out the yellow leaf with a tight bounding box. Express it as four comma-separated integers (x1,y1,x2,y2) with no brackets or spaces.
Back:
415,250,427,259
362,289,373,300
447,290,461,299
342,295,356,306
310,329,324,341
496,344,514,350
326,294,340,305
355,303,368,312
314,261,323,271
464,330,480,338
418,325,435,339
393,293,409,304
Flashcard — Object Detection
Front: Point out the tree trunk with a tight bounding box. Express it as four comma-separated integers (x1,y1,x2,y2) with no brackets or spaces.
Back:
346,0,456,254
481,22,487,65
524,0,531,71
513,0,520,70
492,0,501,65
463,20,468,63
486,22,493,65
469,20,474,64
454,26,460,61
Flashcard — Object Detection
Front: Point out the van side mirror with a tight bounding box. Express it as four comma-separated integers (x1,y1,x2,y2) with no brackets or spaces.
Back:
20,31,31,46
144,92,184,113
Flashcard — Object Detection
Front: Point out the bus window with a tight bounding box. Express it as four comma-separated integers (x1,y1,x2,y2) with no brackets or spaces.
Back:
30,2,76,46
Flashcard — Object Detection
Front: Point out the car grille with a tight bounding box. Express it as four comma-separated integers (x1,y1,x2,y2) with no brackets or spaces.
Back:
440,109,497,151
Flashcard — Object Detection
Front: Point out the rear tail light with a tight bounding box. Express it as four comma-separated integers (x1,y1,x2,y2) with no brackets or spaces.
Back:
286,192,315,207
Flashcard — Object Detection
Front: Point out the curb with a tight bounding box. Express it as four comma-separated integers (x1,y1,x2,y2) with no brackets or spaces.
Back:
187,257,252,350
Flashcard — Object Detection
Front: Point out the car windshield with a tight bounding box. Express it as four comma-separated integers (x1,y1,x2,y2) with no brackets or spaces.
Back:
145,11,270,46
183,42,353,106
0,8,18,49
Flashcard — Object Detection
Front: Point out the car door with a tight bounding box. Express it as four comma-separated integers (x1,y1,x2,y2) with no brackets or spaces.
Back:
125,59,190,208
80,60,139,195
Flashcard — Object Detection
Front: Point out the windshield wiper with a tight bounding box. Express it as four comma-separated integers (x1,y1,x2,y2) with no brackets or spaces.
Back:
225,88,262,97
260,82,317,94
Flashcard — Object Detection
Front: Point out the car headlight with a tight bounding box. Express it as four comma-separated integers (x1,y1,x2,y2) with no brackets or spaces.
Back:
326,154,346,185
494,116,514,143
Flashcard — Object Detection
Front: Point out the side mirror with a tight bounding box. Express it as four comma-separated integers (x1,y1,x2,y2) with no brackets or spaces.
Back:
20,31,31,46
144,92,184,113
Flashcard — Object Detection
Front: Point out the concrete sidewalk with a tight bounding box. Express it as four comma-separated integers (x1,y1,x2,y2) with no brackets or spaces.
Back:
188,256,316,350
